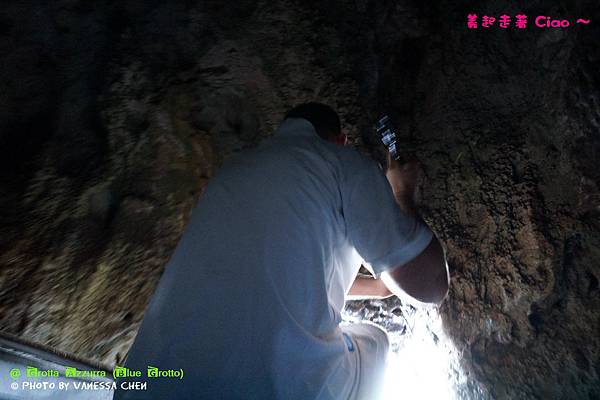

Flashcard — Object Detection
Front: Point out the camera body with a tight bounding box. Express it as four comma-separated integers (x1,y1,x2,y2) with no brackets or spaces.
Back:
376,115,400,161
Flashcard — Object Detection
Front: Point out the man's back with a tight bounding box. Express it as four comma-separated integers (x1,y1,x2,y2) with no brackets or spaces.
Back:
115,118,376,399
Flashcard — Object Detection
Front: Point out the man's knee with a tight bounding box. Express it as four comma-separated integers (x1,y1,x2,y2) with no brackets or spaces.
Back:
341,322,390,400
369,323,389,353
342,322,390,361
367,323,390,364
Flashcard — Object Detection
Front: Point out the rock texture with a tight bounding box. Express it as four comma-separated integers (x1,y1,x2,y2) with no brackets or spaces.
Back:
1,0,599,398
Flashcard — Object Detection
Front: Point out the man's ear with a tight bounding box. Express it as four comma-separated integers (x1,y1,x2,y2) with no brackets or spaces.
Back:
332,134,347,146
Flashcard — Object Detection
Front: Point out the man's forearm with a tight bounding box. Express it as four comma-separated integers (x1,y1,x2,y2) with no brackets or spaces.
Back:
347,275,393,300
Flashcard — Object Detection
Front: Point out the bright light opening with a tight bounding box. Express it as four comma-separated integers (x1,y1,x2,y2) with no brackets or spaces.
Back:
381,308,462,400
344,301,469,400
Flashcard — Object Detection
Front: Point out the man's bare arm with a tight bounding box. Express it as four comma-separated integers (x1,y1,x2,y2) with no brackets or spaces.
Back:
380,236,449,306
347,274,393,300
382,153,450,306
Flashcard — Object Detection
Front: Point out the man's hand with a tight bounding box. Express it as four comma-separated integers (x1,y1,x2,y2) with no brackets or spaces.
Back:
385,153,421,214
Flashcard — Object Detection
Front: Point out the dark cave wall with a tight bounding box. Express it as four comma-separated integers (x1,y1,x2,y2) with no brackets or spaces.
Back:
1,1,599,398
413,2,600,398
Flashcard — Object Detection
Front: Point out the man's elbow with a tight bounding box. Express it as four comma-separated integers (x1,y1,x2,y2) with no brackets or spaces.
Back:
426,267,449,305
381,237,450,306
410,240,450,305
407,264,449,305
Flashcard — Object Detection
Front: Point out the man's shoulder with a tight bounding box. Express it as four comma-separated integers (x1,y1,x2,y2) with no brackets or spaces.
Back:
327,144,381,174
251,134,381,180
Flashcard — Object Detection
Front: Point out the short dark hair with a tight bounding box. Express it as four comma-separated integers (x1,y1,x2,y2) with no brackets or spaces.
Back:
285,102,341,139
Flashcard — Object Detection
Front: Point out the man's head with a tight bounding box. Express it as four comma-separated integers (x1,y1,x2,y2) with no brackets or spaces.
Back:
285,102,346,145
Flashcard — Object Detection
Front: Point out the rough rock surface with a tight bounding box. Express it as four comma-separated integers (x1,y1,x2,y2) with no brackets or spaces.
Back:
1,0,599,398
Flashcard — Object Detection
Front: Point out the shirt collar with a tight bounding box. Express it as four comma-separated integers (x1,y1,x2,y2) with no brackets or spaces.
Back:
274,118,319,138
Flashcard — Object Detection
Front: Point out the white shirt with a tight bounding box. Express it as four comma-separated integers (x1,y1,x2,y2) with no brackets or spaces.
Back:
115,118,433,400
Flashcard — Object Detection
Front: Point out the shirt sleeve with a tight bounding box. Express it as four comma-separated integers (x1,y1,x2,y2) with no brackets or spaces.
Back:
341,154,433,276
